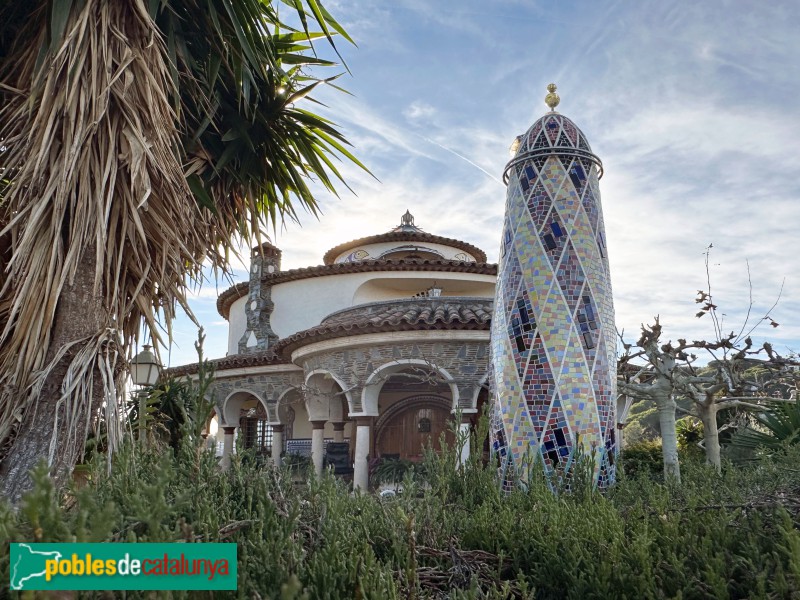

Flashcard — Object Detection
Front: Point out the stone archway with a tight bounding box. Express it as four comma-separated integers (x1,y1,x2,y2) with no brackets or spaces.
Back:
362,359,459,416
218,390,271,468
222,389,270,426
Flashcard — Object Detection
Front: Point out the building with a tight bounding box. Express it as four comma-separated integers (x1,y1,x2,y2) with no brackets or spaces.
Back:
170,210,498,490
170,86,621,491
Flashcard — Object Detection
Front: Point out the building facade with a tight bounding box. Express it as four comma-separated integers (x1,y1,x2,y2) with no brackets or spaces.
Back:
169,211,497,489
170,89,620,491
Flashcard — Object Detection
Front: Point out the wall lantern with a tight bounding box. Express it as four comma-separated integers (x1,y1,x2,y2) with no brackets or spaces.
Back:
130,344,161,447
427,282,443,298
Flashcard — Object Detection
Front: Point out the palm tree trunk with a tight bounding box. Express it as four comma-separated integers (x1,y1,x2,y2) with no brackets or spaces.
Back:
0,249,108,504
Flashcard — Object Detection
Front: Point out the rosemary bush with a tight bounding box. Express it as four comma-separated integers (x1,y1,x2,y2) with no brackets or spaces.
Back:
2,426,800,598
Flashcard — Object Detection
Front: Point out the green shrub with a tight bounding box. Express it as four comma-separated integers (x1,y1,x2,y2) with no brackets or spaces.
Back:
676,416,705,458
372,458,418,490
4,423,800,598
730,399,800,454
620,438,664,478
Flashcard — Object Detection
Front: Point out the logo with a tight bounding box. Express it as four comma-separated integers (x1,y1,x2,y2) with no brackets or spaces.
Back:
10,543,237,591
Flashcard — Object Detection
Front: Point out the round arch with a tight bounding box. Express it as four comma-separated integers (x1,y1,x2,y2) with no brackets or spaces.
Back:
203,400,219,434
361,359,459,416
275,387,303,432
470,371,491,409
305,369,353,418
222,389,269,426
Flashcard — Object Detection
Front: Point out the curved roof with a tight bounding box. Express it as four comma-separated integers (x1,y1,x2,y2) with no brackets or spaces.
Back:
522,112,594,154
504,111,603,183
217,282,250,319
323,231,487,265
165,348,289,377
275,297,493,357
216,259,498,319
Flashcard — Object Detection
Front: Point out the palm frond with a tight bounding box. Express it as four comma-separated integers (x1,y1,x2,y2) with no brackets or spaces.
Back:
0,0,366,489
730,400,800,451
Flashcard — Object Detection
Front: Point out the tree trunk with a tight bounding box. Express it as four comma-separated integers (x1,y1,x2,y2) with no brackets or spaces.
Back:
0,250,108,504
658,401,681,482
701,404,721,470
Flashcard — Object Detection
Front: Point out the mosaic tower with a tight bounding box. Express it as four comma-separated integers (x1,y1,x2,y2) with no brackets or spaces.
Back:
490,85,617,488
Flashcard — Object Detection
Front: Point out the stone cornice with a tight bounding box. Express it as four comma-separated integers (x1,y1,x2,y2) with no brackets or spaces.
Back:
289,330,491,362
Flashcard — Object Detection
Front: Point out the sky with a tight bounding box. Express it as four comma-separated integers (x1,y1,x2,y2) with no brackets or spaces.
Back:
164,0,800,369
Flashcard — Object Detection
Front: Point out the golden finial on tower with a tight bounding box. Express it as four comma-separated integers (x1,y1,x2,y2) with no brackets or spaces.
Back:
545,83,560,111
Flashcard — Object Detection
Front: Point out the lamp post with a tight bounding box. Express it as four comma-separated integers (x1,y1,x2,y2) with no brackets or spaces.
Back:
131,344,161,447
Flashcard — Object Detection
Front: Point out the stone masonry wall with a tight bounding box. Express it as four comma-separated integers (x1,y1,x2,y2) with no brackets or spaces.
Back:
299,339,490,413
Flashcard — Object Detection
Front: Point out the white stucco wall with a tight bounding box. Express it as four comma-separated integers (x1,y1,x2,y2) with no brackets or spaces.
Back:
333,241,477,263
226,267,496,350
351,276,495,305
259,271,496,339
227,296,249,355
269,272,369,338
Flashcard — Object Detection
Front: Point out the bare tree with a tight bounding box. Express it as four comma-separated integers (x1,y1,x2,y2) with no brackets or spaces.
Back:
618,319,684,480
617,247,795,476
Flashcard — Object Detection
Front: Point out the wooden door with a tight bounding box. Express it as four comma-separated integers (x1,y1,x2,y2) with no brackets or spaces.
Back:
376,404,454,461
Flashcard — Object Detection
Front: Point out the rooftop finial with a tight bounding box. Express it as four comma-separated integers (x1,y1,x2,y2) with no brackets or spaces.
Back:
545,83,560,112
392,209,422,233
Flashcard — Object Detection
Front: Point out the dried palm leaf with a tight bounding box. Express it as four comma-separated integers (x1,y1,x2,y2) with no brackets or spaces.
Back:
0,0,206,497
0,0,365,500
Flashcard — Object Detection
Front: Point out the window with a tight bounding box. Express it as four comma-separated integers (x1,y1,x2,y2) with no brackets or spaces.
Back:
417,408,433,433
242,417,273,453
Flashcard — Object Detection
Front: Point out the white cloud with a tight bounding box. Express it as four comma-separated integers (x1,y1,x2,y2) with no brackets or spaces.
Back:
169,0,800,364
403,100,437,122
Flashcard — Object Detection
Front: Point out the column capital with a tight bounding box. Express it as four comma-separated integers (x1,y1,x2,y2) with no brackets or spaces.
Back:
222,426,236,435
310,420,327,430
355,416,373,427
332,421,346,431
272,423,285,433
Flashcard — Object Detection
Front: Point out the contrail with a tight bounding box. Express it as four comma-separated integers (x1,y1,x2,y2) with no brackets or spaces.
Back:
421,135,505,186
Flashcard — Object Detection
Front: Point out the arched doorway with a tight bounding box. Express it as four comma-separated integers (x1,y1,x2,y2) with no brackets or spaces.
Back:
374,395,455,461
239,402,271,454
222,390,271,455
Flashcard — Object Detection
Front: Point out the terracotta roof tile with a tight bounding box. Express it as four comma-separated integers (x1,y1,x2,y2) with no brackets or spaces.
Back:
164,348,289,377
323,231,487,265
275,297,493,358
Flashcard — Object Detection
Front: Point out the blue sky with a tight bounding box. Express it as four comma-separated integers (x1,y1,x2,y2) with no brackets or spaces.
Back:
164,0,800,368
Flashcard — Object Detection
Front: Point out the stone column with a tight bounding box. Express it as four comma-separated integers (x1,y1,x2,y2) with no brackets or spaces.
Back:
458,414,472,466
310,420,327,477
353,417,372,492
271,424,284,468
332,422,346,443
221,426,236,471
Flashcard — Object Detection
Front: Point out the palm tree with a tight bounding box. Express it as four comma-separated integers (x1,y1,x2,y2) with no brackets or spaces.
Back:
0,0,364,502
730,399,800,453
